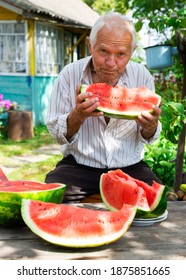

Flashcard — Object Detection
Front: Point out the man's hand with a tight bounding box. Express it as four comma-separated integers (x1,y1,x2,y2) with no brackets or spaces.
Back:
136,105,161,139
66,85,103,139
74,85,103,121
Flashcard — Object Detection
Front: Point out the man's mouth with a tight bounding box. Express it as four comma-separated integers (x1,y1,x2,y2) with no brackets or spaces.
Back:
102,69,116,74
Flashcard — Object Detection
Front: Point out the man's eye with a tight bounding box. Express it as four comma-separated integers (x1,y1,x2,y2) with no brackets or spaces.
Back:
118,52,125,57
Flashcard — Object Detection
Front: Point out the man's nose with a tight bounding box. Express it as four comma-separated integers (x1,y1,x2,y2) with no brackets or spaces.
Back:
105,55,116,67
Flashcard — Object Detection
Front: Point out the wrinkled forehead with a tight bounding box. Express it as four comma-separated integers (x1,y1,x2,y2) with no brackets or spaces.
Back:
96,24,132,43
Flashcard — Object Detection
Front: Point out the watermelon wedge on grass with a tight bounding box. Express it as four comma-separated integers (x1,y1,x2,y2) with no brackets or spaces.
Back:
81,83,161,119
100,169,167,218
21,199,137,248
0,181,66,225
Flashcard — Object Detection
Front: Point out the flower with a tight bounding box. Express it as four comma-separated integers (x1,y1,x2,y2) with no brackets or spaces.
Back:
0,94,12,113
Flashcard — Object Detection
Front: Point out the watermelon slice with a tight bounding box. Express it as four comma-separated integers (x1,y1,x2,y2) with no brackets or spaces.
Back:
100,169,167,218
0,181,66,225
100,172,150,212
81,83,161,119
21,199,137,248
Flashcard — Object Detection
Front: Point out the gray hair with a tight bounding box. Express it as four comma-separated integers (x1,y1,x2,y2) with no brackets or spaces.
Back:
89,12,137,52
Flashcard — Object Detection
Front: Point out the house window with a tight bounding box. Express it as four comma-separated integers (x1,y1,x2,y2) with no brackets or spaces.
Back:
35,23,63,75
0,21,27,74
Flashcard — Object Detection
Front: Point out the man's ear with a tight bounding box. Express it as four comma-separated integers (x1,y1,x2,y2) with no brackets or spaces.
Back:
87,37,92,54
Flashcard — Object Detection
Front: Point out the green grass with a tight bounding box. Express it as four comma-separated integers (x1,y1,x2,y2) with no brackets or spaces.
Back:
9,155,62,182
0,125,62,182
0,125,55,157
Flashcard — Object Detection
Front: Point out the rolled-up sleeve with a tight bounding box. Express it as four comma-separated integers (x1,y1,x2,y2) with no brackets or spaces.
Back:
46,66,78,144
138,120,162,145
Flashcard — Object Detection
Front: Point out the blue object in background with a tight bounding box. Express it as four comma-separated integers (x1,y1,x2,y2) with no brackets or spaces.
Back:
144,44,178,70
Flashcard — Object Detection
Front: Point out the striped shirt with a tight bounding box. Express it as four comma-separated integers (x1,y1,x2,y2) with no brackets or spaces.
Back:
46,56,161,168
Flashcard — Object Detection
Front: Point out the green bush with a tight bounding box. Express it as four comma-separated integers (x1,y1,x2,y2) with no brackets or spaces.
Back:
144,134,186,190
144,77,186,190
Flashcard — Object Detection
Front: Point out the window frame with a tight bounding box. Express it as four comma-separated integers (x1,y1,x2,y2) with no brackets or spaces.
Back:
0,20,28,76
35,22,64,76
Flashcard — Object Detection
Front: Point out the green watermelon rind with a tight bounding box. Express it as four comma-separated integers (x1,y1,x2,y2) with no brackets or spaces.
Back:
100,111,146,120
0,183,66,226
21,199,137,248
135,187,167,218
80,84,161,120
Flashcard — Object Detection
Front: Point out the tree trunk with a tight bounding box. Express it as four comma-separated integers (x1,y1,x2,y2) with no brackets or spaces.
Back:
8,110,34,141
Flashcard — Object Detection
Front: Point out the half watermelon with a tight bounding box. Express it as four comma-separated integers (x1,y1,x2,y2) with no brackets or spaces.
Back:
21,199,137,248
81,83,161,119
0,181,66,225
100,169,167,218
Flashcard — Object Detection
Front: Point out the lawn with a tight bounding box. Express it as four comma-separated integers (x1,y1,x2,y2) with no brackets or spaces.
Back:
0,125,62,182
8,155,62,182
0,125,55,157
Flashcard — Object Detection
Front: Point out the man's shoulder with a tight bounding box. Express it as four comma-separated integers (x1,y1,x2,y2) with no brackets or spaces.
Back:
126,60,152,78
58,56,91,83
64,56,90,71
124,60,154,89
127,60,148,71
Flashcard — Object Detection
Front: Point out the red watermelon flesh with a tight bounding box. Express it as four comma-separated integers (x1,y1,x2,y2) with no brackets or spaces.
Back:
81,83,161,119
0,181,63,192
100,172,150,212
108,169,166,212
21,199,137,247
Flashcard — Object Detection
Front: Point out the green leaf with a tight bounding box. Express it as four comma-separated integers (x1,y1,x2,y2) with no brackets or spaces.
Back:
165,131,177,144
149,20,155,29
168,102,185,116
135,21,143,32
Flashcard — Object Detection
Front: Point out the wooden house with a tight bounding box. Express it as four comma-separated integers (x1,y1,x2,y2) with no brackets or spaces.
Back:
0,0,99,125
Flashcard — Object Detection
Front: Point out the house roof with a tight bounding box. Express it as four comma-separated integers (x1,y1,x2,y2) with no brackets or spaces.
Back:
1,0,99,28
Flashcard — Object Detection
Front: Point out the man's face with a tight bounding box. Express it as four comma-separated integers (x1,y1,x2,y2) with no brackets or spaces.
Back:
88,26,133,86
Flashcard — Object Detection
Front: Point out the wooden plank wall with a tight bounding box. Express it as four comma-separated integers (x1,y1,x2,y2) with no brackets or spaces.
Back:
0,75,57,125
0,76,32,111
33,76,57,125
